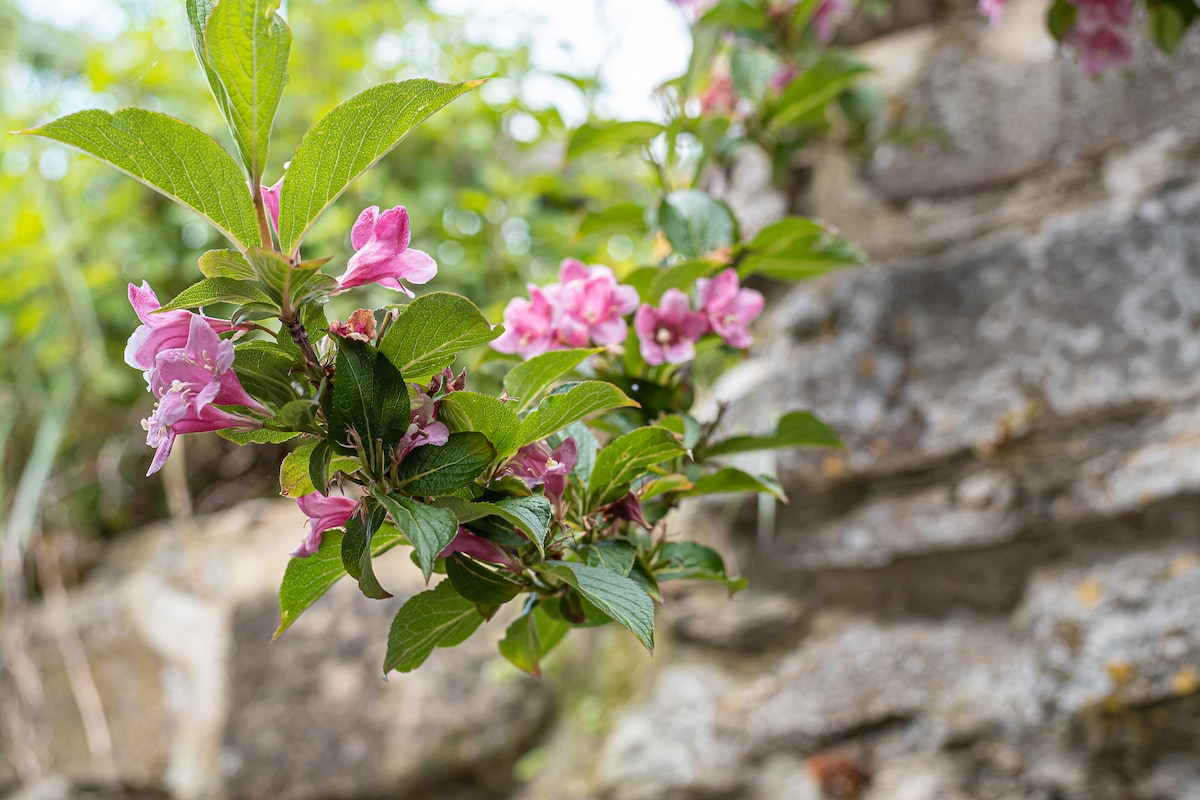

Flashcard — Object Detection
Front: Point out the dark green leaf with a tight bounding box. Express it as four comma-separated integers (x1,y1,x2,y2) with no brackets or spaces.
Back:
374,492,459,581
394,431,495,496
278,79,483,255
1046,0,1078,41
658,190,737,259
580,540,637,576
446,554,521,604
1151,4,1186,53
328,340,411,470
21,108,260,249
589,426,686,508
432,495,552,555
654,541,745,591
700,410,842,458
341,502,391,599
378,292,499,381
231,340,299,407
308,439,331,496
384,580,484,674
547,561,655,652
498,603,569,676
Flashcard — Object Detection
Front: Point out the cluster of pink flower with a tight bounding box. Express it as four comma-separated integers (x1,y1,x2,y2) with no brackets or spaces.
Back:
491,259,640,359
493,263,764,366
978,0,1133,74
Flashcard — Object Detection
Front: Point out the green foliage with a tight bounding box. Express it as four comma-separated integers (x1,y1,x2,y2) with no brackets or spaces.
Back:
384,580,484,673
378,292,498,380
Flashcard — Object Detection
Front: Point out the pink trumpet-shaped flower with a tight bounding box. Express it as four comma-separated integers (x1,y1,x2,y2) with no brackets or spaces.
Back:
439,526,520,569
697,268,764,349
292,493,358,558
141,316,267,475
260,178,282,232
634,289,709,366
394,386,450,463
558,259,639,346
491,284,562,359
124,282,240,378
1065,0,1133,74
338,205,437,296
498,438,578,515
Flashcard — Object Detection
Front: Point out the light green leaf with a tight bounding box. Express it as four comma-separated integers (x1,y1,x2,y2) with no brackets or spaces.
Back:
279,442,317,497
547,561,655,652
653,541,746,592
658,190,737,259
275,526,407,639
378,292,499,381
216,428,302,444
700,410,842,458
685,467,786,501
277,79,483,255
205,0,291,184
566,120,664,161
198,249,255,279
436,391,520,460
768,52,871,130
589,426,686,508
498,604,569,676
156,277,275,312
231,340,299,407
504,348,602,413
433,495,552,555
384,580,484,674
394,432,495,496
626,260,720,305
21,108,260,249
580,540,637,576
374,493,459,581
516,381,637,450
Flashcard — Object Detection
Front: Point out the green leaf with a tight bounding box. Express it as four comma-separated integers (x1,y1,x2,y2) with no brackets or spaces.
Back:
589,426,686,508
436,391,520,460
446,554,521,604
685,467,786,501
737,217,863,282
378,292,499,381
498,604,569,676
516,381,637,450
658,190,737,259
277,79,483,255
698,0,771,31
384,580,484,674
374,493,459,581
1151,4,1186,53
653,542,745,591
156,277,275,312
576,202,648,239
630,260,720,305
21,108,260,249
205,0,291,184
580,540,637,576
547,562,655,652
231,340,299,407
768,52,871,130
559,421,599,485
275,526,407,638
279,442,317,497
327,340,411,470
341,503,391,599
198,249,255,279
244,247,291,303
433,495,552,555
700,410,842,458
731,46,780,104
308,439,331,495
639,474,694,500
566,120,664,161
1046,0,1078,41
394,432,495,496
217,427,303,444
504,348,602,413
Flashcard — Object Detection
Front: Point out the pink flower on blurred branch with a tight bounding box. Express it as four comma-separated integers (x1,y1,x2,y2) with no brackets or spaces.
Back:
338,205,437,296
812,0,851,43
140,316,267,475
491,284,562,359
123,281,240,377
292,493,357,558
700,74,737,116
1065,0,1133,74
634,289,709,366
558,259,639,346
977,0,1007,27
697,268,764,349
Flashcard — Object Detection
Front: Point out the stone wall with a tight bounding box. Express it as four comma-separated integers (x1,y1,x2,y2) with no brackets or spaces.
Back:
6,2,1200,799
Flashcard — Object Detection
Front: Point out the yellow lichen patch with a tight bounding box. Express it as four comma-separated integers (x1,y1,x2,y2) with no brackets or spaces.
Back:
1075,579,1103,610
822,455,848,478
1170,669,1198,696
1106,660,1135,686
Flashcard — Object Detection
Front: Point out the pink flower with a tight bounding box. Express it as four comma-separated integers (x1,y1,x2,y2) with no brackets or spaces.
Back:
700,74,737,116
977,0,1007,27
260,178,282,232
140,316,267,475
328,309,377,342
394,386,450,463
697,268,764,349
491,284,562,359
123,282,240,377
338,205,437,296
634,289,709,366
292,493,357,558
557,259,639,346
606,492,651,530
439,526,519,569
498,438,578,514
1065,0,1133,74
813,0,851,43
1071,0,1132,27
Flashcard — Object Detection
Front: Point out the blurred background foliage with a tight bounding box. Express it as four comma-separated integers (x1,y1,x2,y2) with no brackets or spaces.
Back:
0,0,660,544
